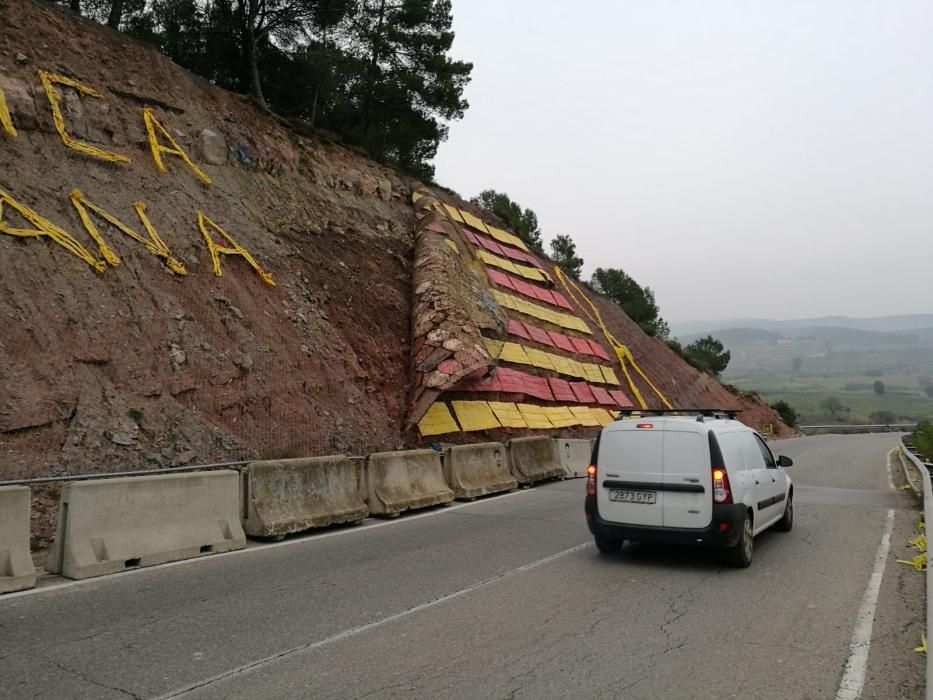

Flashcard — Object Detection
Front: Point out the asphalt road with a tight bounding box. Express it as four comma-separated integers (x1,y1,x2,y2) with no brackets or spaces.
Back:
0,433,924,699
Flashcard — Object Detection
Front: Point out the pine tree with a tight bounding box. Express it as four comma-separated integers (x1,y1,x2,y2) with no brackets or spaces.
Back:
345,0,472,178
549,234,584,280
591,267,667,338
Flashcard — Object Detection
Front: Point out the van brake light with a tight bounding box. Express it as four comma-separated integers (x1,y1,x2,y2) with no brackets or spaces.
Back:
636,423,654,429
712,466,732,504
586,464,597,496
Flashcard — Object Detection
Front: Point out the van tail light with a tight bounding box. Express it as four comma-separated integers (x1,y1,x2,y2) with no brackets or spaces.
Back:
586,465,597,496
707,432,732,505
712,467,732,504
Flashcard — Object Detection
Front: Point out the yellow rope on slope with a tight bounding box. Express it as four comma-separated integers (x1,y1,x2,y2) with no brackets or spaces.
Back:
38,71,131,164
0,83,17,137
553,266,672,410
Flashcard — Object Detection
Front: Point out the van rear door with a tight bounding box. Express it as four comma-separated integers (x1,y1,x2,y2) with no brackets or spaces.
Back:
596,424,664,526
661,428,712,529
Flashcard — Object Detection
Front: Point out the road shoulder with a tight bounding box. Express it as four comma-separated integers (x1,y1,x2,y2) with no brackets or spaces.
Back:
861,452,925,699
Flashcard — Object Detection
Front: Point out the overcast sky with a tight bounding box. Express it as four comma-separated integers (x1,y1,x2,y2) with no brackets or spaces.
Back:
433,1,933,323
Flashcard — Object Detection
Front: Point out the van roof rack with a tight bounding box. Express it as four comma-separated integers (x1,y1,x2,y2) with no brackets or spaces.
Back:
615,408,742,420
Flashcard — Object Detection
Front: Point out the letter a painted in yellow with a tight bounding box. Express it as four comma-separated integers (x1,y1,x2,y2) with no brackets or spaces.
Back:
0,188,105,272
37,71,130,164
143,108,211,185
197,212,274,285
69,190,187,275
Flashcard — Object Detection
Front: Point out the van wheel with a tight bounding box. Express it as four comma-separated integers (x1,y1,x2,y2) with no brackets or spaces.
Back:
775,493,793,532
594,535,623,555
728,514,754,568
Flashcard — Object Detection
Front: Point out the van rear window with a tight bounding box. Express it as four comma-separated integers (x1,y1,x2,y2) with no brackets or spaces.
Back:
663,431,706,474
599,430,663,475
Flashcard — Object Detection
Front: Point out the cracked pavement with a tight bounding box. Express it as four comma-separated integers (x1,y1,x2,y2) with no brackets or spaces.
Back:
0,433,924,698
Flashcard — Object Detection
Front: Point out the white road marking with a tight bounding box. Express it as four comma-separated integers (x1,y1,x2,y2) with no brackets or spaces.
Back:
1,485,570,602
154,541,592,699
885,449,896,491
835,508,896,700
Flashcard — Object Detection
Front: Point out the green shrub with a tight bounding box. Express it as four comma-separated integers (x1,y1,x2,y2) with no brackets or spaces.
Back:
915,420,933,462
666,339,686,357
770,400,799,428
870,410,897,424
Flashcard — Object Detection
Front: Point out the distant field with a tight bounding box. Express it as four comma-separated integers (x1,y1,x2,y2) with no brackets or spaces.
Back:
727,372,933,423
682,315,933,423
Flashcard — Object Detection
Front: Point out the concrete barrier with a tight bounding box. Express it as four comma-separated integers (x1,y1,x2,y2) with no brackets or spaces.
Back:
556,438,594,478
46,471,244,580
507,436,565,485
242,456,368,538
0,486,37,594
363,450,454,517
443,442,517,500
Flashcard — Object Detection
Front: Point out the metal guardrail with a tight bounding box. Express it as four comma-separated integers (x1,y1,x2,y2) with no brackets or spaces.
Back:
900,437,933,700
799,424,918,435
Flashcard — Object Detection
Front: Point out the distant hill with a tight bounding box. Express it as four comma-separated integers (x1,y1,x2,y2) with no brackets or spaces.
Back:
679,327,781,346
673,314,933,337
677,323,933,382
679,325,933,354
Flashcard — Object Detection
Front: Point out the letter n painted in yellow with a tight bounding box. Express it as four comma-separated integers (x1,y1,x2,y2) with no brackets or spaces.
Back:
0,188,105,271
198,212,274,285
69,190,187,275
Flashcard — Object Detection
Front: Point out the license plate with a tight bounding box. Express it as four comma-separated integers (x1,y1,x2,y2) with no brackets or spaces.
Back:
609,489,657,504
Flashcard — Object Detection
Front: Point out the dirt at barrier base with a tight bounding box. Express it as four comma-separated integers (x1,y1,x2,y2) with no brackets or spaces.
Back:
0,0,789,549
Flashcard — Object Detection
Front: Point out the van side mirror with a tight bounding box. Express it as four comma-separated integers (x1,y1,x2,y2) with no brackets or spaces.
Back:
778,455,793,468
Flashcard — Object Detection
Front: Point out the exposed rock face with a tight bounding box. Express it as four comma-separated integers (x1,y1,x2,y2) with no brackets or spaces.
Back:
0,0,415,502
406,194,505,426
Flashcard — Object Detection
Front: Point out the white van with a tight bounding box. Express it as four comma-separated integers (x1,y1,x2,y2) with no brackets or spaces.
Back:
584,410,793,567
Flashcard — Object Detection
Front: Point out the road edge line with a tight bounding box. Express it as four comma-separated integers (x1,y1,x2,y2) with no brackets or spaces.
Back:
153,541,593,699
835,507,896,700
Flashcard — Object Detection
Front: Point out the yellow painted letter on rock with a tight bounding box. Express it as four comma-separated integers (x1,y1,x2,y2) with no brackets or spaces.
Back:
0,188,105,271
38,71,130,164
198,212,274,285
143,108,211,185
0,83,16,137
69,190,187,275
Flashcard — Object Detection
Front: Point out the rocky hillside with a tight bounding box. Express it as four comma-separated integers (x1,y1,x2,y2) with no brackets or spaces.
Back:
0,0,790,498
